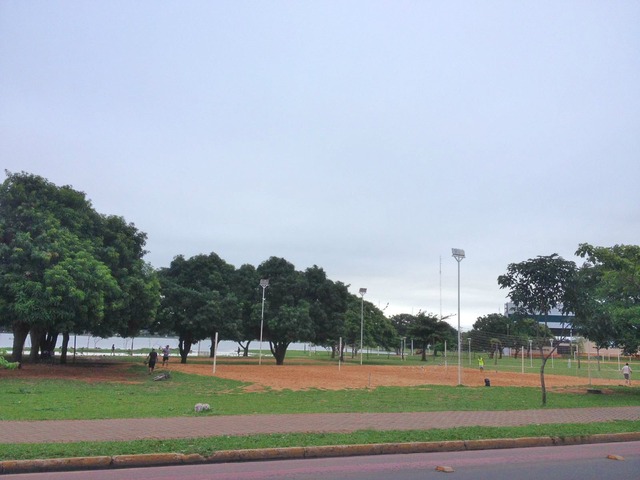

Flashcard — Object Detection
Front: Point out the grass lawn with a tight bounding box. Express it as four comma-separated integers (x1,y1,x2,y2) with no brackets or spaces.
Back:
2,368,640,421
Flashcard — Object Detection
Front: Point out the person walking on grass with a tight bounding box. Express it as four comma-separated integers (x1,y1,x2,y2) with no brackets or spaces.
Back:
145,349,158,374
622,362,632,386
162,345,170,367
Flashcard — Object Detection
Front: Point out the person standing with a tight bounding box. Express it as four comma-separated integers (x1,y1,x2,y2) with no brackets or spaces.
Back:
162,345,170,367
478,356,484,371
146,349,158,374
622,362,632,386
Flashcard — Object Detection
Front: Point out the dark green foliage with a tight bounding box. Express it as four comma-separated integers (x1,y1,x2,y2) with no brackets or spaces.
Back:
0,172,159,363
574,243,640,354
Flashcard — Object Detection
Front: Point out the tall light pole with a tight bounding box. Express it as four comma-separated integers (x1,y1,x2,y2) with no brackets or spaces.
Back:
452,248,465,386
359,288,367,365
258,279,269,365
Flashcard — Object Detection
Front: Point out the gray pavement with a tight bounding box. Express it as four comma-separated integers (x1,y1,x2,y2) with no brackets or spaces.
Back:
2,406,640,444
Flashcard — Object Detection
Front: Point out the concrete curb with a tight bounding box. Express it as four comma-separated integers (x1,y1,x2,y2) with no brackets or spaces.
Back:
2,432,639,475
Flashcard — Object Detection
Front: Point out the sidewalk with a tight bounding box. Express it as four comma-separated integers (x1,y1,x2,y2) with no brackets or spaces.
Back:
2,406,640,444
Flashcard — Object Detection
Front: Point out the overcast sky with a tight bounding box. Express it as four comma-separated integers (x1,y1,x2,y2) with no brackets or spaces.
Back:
1,1,639,329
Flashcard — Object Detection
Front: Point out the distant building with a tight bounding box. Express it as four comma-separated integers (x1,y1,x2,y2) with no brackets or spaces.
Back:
504,302,575,354
504,302,574,337
504,302,625,357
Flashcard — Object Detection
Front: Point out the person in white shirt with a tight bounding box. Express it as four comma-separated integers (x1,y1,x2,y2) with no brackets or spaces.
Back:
621,362,632,386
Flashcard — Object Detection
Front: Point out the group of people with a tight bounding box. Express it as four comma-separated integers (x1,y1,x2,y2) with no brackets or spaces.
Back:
145,345,171,374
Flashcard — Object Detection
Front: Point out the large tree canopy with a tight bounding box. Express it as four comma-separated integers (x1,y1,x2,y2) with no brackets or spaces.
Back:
405,312,454,361
256,257,313,365
574,243,640,354
156,253,238,363
498,254,577,405
0,171,159,363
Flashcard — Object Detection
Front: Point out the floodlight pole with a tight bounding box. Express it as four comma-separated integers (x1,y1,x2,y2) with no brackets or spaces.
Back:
259,279,269,365
452,248,465,386
359,288,367,365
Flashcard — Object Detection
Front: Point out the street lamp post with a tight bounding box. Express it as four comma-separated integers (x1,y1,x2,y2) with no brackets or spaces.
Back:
259,279,269,365
359,288,367,365
452,248,465,386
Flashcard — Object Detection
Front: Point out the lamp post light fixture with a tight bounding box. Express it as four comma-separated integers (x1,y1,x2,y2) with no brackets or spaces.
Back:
452,248,465,386
359,288,367,365
258,279,269,365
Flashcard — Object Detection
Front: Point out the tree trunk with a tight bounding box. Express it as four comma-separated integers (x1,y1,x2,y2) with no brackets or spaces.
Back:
209,334,216,358
238,341,250,357
270,341,290,365
42,331,58,361
540,355,548,405
11,321,30,363
178,336,192,364
539,345,557,406
29,326,44,362
60,332,70,364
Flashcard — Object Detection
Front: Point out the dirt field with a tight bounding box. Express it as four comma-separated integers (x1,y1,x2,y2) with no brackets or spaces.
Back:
1,357,624,390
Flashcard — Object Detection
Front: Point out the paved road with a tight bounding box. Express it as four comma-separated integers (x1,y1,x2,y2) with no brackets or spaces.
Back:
2,406,640,444
3,441,640,479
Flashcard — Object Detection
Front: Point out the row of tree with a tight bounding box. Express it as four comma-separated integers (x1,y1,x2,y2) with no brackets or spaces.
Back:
0,172,160,364
1,172,638,374
154,253,459,364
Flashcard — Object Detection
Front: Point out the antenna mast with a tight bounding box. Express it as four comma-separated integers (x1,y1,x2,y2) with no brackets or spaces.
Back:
439,255,442,320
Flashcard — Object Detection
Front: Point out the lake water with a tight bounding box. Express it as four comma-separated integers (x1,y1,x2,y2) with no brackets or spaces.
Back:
0,332,314,357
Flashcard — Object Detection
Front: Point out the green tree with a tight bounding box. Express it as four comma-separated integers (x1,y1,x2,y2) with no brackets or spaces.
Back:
468,313,539,359
304,265,350,358
406,312,442,361
574,243,640,355
390,313,414,349
256,257,313,365
228,263,259,356
156,253,238,363
0,172,157,363
97,215,160,341
469,314,511,354
498,254,577,405
365,302,397,353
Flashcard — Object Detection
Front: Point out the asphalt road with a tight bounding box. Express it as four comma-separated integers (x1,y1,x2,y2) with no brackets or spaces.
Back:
3,441,639,480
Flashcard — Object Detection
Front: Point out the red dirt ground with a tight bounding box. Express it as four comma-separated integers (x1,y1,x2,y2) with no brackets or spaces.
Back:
1,356,624,391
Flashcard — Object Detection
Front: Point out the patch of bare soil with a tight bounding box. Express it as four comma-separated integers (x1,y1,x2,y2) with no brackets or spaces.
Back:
0,359,139,383
169,360,623,391
1,357,623,391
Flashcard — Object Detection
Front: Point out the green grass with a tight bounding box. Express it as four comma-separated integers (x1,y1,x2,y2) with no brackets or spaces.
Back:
2,362,639,421
2,421,639,461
